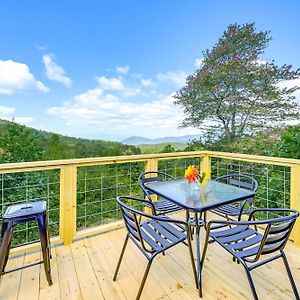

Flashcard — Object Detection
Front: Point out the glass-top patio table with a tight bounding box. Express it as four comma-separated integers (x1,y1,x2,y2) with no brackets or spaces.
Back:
145,178,256,297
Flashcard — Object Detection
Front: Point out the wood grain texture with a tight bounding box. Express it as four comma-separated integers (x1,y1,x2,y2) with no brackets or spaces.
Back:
0,218,299,300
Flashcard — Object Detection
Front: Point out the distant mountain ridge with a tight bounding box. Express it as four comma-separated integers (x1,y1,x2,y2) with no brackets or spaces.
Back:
122,135,201,145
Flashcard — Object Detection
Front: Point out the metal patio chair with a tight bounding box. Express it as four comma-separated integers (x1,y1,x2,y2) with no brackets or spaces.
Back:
138,171,183,215
210,173,258,221
113,196,197,300
201,208,299,300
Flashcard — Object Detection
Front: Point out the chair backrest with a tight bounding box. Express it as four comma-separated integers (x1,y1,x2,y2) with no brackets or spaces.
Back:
138,171,175,200
249,209,299,262
116,196,155,253
215,173,258,192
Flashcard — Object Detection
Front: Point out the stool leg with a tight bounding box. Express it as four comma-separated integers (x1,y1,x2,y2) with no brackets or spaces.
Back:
37,213,52,286
0,222,13,277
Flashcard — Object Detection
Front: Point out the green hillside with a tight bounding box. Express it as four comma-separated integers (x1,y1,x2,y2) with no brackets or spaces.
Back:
138,142,186,154
0,119,141,162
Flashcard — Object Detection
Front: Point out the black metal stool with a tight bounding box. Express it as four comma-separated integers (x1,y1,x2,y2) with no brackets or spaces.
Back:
0,200,52,285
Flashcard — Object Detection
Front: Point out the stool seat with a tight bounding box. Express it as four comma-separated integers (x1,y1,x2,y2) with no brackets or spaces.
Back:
3,201,46,219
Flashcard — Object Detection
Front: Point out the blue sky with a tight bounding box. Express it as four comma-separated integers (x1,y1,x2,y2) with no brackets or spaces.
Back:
0,0,300,141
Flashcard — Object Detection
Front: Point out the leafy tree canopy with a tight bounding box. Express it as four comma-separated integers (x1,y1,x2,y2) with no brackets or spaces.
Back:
0,122,44,163
175,23,300,142
160,144,176,153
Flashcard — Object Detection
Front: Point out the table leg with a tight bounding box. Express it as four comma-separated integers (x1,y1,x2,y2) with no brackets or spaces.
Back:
195,213,203,297
186,211,203,297
186,211,199,290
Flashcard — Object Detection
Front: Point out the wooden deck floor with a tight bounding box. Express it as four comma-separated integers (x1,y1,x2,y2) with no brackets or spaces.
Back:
1,225,300,300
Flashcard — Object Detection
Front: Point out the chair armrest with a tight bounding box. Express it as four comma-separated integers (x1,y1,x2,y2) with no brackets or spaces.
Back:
248,208,299,221
207,208,299,233
117,196,156,214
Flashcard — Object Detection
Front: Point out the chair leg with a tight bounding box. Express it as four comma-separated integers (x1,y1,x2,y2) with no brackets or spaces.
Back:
113,234,129,281
190,226,194,240
242,264,258,300
186,224,199,290
203,211,207,230
37,213,52,286
281,252,300,299
200,229,210,269
136,259,153,300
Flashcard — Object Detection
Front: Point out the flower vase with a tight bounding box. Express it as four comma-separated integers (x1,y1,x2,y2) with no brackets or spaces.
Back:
188,179,200,191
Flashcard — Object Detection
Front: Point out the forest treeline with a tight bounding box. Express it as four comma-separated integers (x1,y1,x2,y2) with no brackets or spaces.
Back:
1,118,300,162
0,119,141,163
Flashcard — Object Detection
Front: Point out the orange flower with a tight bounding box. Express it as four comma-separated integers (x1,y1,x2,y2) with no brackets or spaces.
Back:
184,165,200,183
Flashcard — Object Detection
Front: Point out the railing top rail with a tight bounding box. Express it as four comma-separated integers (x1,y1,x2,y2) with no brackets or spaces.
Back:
205,151,300,167
0,150,299,174
0,151,206,173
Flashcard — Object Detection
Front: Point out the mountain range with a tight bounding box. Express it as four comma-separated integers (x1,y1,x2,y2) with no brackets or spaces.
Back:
121,135,201,145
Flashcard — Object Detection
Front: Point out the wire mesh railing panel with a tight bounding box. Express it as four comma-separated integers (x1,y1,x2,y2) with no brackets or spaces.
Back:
158,157,201,178
0,170,60,247
211,157,290,218
77,161,145,230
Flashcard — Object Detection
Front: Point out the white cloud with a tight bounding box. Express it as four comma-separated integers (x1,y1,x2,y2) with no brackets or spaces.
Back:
14,117,34,125
37,45,48,51
195,57,204,68
277,78,300,102
0,59,49,95
0,104,34,125
42,54,72,87
97,76,125,90
156,71,188,87
96,75,142,97
0,105,15,116
116,65,130,75
141,78,155,88
47,89,200,138
256,59,267,65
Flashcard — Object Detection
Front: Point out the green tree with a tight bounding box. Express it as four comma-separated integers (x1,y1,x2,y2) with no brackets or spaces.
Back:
44,134,65,159
160,144,176,153
175,23,300,142
0,122,44,162
274,126,300,159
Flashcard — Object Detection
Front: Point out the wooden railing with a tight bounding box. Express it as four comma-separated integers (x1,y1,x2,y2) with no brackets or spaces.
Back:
0,150,299,255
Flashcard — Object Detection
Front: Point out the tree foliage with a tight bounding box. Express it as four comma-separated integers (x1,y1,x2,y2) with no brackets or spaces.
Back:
160,144,176,153
0,119,141,163
0,122,44,163
175,23,300,142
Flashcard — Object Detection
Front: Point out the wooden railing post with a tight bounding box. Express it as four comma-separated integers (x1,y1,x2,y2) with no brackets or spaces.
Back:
144,159,158,211
290,165,300,247
200,155,211,178
60,165,77,245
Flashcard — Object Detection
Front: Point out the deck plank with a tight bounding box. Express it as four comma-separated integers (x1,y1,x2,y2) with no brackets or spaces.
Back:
39,246,60,300
94,231,150,300
83,236,127,300
56,244,82,300
17,251,40,300
0,253,25,300
70,239,104,299
110,229,171,300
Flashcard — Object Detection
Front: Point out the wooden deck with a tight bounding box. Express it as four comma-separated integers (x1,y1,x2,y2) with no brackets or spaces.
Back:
1,225,300,300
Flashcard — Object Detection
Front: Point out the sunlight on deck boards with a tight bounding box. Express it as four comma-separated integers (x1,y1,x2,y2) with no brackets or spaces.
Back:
0,225,299,299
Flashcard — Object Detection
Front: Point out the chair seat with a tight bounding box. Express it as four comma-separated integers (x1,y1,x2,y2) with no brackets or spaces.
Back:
153,199,182,214
3,201,47,219
210,225,263,259
212,204,247,217
140,219,186,252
